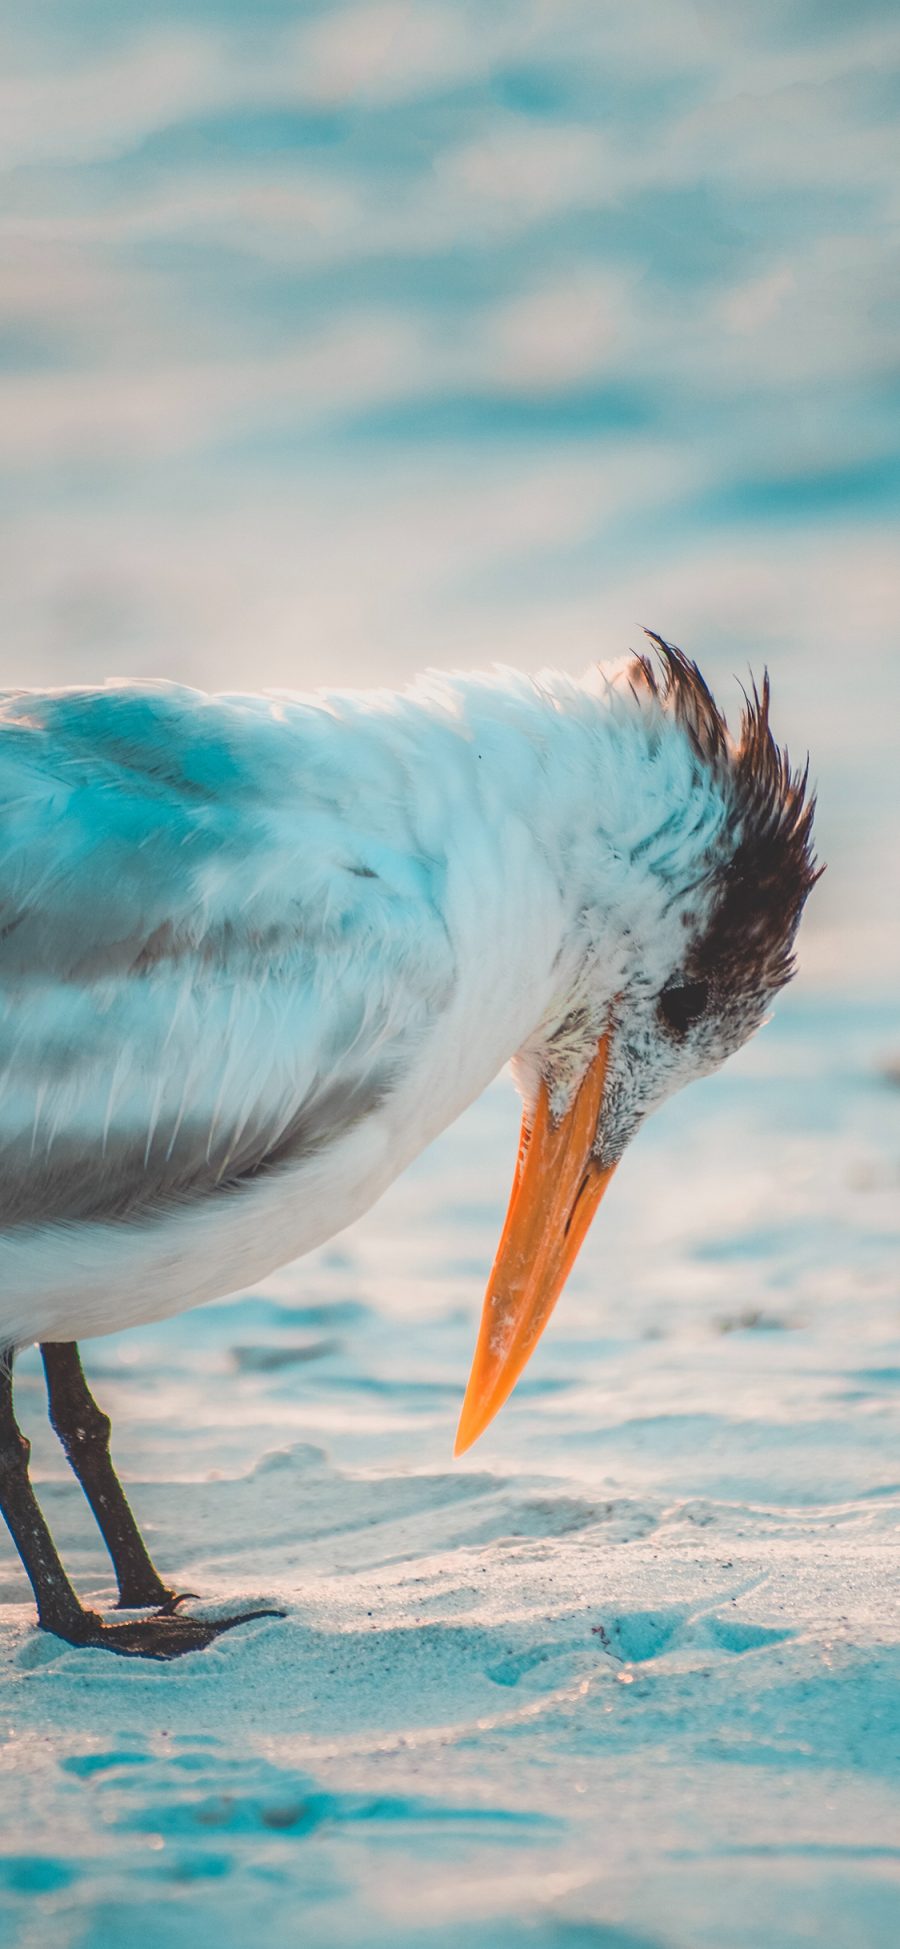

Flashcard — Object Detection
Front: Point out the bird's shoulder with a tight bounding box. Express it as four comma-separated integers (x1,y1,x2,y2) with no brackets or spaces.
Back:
0,679,451,987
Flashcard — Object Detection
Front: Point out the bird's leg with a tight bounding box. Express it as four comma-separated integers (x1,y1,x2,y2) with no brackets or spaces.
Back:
0,1347,282,1659
40,1341,177,1611
0,1346,98,1642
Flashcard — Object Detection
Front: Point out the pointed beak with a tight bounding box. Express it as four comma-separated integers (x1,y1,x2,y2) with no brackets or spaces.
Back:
454,1030,617,1456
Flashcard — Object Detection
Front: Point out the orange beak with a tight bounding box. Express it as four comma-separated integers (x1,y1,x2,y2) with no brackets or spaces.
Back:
454,1031,616,1456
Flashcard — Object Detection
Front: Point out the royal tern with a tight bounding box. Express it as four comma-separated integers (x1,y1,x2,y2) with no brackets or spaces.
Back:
0,636,818,1656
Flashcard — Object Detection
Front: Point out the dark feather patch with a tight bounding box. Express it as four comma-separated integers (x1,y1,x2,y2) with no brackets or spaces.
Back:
634,632,821,1004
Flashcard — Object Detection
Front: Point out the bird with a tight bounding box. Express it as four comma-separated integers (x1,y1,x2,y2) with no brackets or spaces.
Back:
0,635,818,1658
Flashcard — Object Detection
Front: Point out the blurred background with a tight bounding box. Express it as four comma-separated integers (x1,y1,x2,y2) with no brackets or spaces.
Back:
2,0,898,991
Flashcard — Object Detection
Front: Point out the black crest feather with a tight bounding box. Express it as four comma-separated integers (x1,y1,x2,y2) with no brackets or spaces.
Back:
634,631,821,1001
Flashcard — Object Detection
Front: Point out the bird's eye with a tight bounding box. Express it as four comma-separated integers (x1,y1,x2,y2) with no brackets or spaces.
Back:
658,980,709,1035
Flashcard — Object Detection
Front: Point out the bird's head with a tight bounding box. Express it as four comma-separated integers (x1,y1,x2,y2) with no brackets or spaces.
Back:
455,634,820,1454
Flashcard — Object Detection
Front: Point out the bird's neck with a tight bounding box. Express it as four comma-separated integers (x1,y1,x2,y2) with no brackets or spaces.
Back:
326,665,723,1129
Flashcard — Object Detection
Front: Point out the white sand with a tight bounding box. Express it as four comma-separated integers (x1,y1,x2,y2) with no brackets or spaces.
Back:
1,992,898,1948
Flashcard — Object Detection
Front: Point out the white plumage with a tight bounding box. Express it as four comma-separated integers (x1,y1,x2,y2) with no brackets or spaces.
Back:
0,658,728,1350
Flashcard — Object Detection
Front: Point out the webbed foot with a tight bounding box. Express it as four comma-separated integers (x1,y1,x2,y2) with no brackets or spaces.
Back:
48,1604,284,1660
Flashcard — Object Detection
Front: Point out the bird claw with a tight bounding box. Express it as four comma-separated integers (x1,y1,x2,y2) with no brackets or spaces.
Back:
153,1588,200,1615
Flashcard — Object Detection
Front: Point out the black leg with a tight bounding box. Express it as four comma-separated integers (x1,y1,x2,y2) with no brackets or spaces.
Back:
0,1346,283,1659
0,1347,97,1642
40,1341,173,1610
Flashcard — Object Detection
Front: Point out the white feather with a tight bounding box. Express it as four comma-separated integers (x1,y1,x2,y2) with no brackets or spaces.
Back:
0,665,731,1348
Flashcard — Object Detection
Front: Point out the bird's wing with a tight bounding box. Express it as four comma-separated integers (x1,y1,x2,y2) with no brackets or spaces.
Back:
0,681,453,1227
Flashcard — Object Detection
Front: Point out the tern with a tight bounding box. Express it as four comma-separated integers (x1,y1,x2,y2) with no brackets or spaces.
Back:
0,636,817,1657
